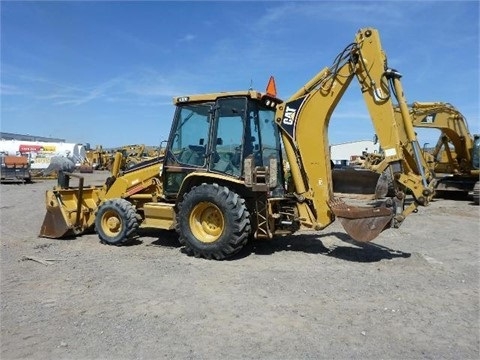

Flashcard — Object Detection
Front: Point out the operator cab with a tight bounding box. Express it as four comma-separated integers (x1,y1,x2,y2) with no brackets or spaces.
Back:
162,90,283,196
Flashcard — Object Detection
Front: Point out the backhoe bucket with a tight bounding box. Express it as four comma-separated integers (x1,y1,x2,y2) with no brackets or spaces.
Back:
39,205,72,239
328,198,393,242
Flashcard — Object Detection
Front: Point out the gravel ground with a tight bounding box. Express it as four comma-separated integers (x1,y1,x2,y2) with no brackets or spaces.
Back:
1,172,479,360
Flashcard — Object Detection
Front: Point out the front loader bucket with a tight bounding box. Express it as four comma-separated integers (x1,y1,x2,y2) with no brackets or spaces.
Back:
39,205,73,239
328,197,393,242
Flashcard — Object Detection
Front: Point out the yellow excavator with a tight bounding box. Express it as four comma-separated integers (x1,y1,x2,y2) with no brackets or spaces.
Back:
39,27,436,259
369,102,479,201
406,102,479,198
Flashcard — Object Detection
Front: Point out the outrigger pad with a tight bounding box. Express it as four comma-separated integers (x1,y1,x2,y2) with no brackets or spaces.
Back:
328,197,393,242
39,206,71,239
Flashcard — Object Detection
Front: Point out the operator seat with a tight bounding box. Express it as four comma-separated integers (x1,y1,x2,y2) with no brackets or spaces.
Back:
179,145,205,166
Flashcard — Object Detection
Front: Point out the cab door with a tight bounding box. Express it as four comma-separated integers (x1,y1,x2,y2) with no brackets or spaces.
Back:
209,97,247,177
163,102,212,196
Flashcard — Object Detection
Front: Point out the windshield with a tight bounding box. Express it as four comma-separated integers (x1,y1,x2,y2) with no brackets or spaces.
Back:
169,103,212,167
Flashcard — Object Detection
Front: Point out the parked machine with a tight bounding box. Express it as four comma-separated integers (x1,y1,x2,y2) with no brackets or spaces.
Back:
406,102,479,198
369,102,479,202
0,154,31,183
114,144,151,170
84,145,112,171
84,144,159,172
39,27,436,259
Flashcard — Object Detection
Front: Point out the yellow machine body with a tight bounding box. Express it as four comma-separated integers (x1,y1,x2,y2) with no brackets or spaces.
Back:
40,27,438,259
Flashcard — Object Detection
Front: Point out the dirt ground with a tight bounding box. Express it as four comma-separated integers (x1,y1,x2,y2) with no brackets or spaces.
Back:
1,172,479,360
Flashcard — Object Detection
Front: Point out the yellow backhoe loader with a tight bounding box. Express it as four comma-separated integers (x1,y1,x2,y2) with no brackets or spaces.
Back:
39,27,436,259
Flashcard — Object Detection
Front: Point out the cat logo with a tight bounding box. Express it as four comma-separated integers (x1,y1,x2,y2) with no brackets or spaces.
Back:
283,106,296,126
421,114,435,123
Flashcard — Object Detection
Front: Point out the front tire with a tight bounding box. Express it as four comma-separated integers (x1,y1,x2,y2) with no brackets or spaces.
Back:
95,199,139,245
176,183,251,260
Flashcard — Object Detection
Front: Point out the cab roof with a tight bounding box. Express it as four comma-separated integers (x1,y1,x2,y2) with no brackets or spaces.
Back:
173,89,282,105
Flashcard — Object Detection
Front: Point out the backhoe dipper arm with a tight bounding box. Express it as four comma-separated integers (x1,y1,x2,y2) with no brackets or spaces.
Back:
275,27,435,236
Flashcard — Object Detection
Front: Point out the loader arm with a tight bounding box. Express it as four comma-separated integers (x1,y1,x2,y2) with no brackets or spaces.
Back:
39,153,164,239
275,27,435,240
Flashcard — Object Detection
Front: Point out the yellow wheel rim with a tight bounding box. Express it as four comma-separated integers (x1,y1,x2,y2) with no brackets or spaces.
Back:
189,202,224,243
101,210,122,237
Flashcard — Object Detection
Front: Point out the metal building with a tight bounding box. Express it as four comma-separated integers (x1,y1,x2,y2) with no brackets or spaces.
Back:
0,132,65,143
330,140,380,166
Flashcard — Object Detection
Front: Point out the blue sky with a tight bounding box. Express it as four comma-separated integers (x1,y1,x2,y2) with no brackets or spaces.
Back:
1,0,479,148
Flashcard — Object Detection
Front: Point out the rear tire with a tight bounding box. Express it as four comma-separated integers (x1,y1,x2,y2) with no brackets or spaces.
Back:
95,199,139,245
176,183,251,260
473,181,480,205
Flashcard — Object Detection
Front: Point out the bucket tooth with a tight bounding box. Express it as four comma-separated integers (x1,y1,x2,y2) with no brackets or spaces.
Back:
328,197,393,242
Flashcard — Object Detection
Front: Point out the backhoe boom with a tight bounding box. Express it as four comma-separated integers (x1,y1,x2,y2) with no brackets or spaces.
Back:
276,28,435,240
